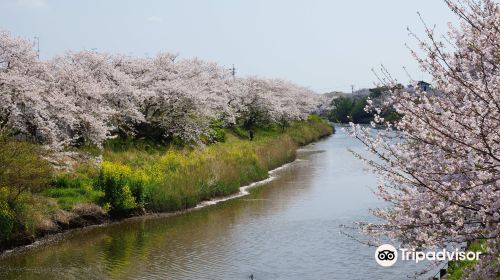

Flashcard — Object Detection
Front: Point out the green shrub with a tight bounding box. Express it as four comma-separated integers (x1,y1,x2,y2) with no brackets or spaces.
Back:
206,120,226,143
0,198,15,241
328,96,354,123
232,126,250,139
94,162,140,214
446,241,486,280
0,135,55,244
0,136,53,204
0,187,56,242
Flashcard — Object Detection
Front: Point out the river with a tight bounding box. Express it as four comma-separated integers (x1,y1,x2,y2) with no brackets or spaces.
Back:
0,128,430,279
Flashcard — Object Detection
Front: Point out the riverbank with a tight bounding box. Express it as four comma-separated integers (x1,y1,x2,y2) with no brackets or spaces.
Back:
0,116,333,253
0,128,434,280
0,156,299,258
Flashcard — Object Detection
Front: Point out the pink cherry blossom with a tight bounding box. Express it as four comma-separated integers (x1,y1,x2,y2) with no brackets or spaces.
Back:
349,1,499,278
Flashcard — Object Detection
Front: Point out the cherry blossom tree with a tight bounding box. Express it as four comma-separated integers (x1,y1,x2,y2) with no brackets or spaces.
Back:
48,50,148,146
232,78,323,133
126,53,233,143
349,0,499,277
0,31,325,148
0,31,72,148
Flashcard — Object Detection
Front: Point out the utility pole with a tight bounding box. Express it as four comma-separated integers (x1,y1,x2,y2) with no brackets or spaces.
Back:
229,64,236,80
33,36,40,59
350,84,355,94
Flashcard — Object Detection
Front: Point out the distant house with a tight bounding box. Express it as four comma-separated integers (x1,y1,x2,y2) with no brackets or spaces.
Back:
406,81,444,97
407,81,432,92
417,81,431,91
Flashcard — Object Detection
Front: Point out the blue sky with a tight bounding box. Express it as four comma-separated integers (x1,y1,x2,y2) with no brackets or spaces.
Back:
0,0,456,92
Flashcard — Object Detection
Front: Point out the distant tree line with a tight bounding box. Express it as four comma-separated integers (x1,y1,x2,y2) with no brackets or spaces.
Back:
327,87,400,124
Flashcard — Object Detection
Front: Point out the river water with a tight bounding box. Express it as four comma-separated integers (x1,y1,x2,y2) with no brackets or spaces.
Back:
0,128,430,280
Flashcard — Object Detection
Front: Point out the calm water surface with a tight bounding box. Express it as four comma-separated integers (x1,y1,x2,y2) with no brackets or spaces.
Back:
0,129,428,279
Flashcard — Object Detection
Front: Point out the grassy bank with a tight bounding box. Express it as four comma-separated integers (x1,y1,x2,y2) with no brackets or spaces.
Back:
445,241,488,279
0,116,333,251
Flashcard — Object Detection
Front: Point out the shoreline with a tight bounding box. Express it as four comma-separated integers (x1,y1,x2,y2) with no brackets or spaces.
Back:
0,137,328,258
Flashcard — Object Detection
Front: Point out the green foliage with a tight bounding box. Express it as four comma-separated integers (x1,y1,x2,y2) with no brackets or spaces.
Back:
102,141,165,171
136,138,272,212
0,196,15,241
328,96,372,124
232,126,251,139
46,163,103,210
287,116,333,145
104,136,166,154
206,120,227,143
0,186,58,243
70,143,102,156
0,135,56,244
43,185,103,210
328,87,402,124
368,86,387,98
237,106,272,133
349,97,372,123
306,114,323,122
0,136,53,204
53,173,87,189
94,162,141,214
446,241,486,280
383,110,401,122
328,95,401,124
329,96,354,123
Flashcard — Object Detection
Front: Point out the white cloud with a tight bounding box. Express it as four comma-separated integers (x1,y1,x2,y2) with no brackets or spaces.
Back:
16,0,47,8
147,16,163,23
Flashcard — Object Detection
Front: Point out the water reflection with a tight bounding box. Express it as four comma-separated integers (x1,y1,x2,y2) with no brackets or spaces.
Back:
0,129,428,279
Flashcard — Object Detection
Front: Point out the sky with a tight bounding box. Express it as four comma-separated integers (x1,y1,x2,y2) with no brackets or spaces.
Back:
0,0,457,93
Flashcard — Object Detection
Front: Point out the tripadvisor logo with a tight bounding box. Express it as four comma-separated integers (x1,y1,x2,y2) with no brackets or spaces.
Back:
375,244,398,267
374,244,482,267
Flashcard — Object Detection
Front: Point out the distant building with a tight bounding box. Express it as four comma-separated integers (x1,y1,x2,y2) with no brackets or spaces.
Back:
408,81,431,91
417,81,431,91
406,81,442,96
